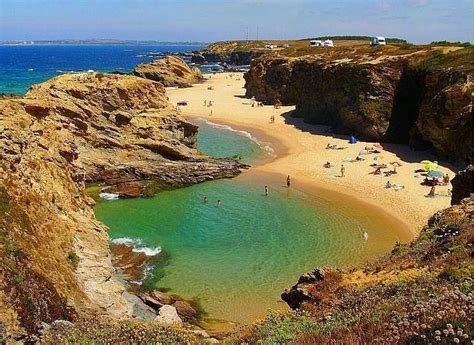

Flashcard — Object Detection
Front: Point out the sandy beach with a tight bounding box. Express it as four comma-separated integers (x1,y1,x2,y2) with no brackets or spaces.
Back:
168,72,454,237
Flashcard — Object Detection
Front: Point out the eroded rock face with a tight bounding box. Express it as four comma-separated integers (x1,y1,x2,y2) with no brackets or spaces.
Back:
0,72,243,338
133,55,202,87
244,53,473,162
451,165,473,205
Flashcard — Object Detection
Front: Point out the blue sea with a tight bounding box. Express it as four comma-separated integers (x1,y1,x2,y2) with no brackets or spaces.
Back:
0,44,205,95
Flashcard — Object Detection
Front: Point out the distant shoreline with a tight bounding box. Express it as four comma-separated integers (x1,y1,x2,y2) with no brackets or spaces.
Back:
0,40,208,46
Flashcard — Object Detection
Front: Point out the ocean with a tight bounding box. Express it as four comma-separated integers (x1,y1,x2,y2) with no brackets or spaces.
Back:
0,44,204,94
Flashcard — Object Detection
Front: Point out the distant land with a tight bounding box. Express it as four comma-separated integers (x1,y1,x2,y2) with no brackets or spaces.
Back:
0,39,207,46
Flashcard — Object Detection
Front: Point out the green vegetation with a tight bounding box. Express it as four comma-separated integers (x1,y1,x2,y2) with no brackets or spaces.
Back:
409,46,474,71
67,250,79,269
431,40,471,47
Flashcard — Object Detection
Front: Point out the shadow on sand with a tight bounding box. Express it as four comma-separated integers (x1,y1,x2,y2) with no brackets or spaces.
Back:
281,110,457,169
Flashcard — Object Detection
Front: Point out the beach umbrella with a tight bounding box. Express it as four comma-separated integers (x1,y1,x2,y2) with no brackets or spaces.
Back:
427,170,444,177
424,162,438,171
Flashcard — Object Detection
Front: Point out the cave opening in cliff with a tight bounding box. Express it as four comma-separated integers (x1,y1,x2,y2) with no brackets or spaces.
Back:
385,67,430,148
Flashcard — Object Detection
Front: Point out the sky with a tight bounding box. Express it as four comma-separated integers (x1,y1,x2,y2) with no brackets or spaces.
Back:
0,0,472,44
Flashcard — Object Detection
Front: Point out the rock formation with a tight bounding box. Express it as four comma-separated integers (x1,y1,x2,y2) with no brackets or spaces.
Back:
133,55,202,87
0,72,243,340
451,165,473,205
244,47,473,163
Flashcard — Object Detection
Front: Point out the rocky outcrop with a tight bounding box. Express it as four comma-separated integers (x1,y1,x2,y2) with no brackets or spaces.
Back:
133,55,202,87
0,72,243,339
244,48,473,162
451,165,473,205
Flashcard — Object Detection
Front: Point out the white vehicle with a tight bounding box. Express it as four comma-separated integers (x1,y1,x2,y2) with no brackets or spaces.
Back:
370,36,386,46
323,39,334,47
309,40,322,47
265,44,277,50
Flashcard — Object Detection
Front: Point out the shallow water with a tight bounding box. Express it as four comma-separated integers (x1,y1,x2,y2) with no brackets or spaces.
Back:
94,120,401,323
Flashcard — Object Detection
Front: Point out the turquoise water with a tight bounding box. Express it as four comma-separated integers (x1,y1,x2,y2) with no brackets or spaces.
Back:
193,119,263,163
94,121,400,323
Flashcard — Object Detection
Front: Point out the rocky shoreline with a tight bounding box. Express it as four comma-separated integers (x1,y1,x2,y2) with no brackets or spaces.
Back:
0,62,245,340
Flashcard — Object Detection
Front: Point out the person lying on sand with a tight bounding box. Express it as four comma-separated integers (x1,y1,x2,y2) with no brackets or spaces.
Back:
323,162,333,168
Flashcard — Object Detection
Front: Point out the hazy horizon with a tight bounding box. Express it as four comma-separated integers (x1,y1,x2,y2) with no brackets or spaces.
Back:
1,0,473,44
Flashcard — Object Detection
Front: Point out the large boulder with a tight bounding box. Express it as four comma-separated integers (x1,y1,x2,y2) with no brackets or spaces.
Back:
154,305,182,325
133,55,202,87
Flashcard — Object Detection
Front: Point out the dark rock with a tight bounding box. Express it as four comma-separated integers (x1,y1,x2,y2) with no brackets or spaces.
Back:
297,268,324,284
114,112,132,126
191,54,206,64
281,286,313,310
451,165,473,205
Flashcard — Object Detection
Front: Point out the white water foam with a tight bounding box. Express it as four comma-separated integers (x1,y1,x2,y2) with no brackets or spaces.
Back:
99,192,120,200
111,237,162,257
198,119,275,156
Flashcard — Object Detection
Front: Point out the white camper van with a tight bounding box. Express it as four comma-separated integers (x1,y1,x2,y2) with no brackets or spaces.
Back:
323,39,334,47
370,36,386,46
310,40,322,47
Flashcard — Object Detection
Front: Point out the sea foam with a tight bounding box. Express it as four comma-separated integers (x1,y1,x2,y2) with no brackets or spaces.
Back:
99,192,119,200
111,237,162,257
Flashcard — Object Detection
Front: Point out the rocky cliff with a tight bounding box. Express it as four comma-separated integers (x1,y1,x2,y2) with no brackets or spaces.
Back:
0,72,242,341
133,55,202,87
245,47,473,163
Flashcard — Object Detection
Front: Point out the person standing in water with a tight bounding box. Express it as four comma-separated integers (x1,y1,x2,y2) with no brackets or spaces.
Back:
286,175,291,188
203,196,208,203
216,199,221,207
264,185,269,196
340,164,345,177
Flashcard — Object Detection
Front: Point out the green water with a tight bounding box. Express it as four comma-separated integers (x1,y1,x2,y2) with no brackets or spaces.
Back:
94,119,400,323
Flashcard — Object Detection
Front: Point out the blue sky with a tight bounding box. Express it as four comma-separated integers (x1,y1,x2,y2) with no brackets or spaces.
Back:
0,0,472,43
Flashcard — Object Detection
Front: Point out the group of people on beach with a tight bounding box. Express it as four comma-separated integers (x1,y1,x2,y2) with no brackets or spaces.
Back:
324,141,451,198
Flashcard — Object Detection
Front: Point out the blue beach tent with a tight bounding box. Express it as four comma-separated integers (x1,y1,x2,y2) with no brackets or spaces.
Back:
349,135,358,144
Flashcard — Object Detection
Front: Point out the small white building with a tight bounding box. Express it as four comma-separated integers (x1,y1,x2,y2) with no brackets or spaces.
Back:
323,39,334,47
370,36,386,46
310,40,323,47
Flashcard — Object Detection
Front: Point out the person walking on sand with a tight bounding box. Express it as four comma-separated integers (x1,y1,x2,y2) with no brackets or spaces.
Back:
340,164,345,177
286,175,291,188
264,185,269,196
204,100,207,106
216,199,221,207
210,110,213,116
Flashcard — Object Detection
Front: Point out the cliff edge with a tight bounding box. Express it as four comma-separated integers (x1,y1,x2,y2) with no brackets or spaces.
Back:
0,72,242,341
